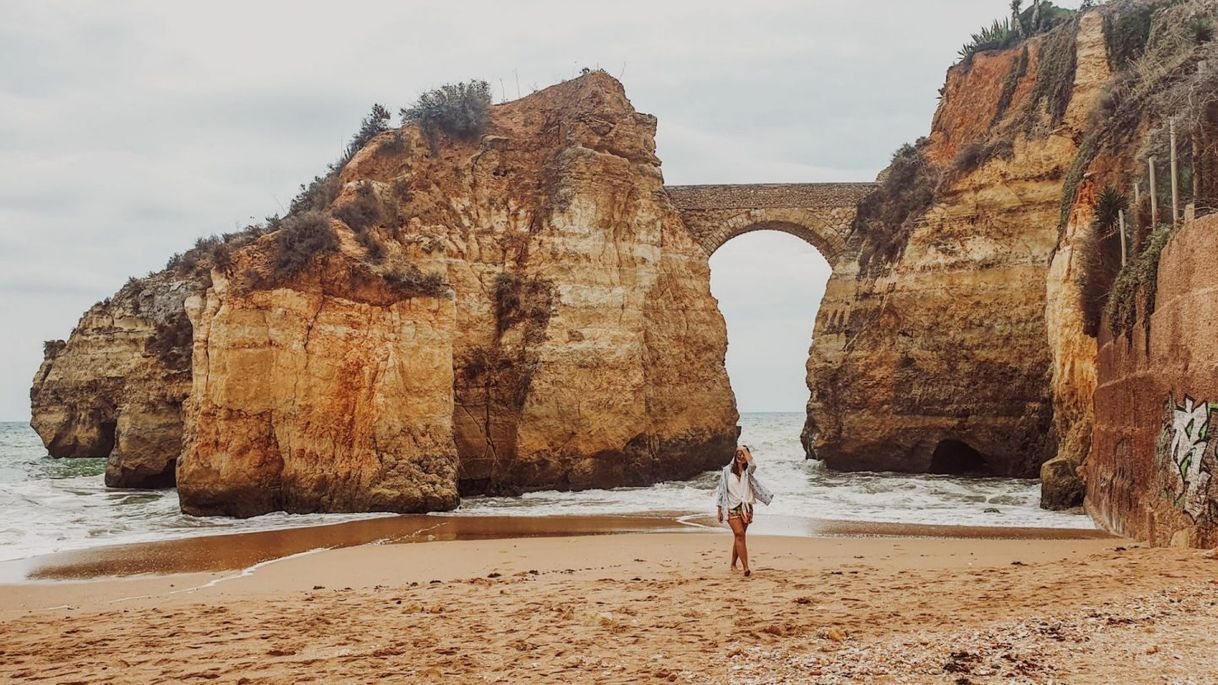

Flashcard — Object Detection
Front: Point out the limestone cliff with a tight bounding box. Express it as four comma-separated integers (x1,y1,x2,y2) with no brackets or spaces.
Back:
802,0,1218,538
804,12,1110,480
33,72,737,517
1044,0,1218,531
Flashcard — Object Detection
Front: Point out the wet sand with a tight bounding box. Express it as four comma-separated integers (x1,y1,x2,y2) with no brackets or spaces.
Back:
0,512,1109,582
3,516,1217,683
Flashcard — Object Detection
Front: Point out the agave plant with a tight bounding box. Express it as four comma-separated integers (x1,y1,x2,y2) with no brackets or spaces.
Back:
1094,186,1128,232
959,18,1018,60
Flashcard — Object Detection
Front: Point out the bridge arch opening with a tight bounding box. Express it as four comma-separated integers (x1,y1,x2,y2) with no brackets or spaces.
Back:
709,229,832,420
706,220,837,259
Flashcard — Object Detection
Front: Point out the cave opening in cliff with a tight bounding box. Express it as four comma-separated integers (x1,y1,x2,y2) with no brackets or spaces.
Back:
928,439,990,476
97,419,117,457
708,229,830,421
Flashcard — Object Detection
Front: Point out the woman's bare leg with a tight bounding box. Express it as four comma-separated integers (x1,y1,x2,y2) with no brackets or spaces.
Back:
740,520,750,575
729,517,749,575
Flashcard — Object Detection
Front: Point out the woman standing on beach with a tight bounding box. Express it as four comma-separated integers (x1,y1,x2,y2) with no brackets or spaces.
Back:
715,445,772,577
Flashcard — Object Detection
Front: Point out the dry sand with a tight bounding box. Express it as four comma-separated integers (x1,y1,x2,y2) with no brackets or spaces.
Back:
2,524,1218,683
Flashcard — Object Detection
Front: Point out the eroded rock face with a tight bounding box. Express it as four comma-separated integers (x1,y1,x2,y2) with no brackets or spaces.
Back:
30,272,199,488
1087,214,1218,548
179,259,459,517
803,14,1108,478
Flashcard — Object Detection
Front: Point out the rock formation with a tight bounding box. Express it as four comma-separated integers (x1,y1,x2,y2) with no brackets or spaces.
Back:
805,0,1218,540
803,12,1110,480
32,72,737,516
30,271,200,488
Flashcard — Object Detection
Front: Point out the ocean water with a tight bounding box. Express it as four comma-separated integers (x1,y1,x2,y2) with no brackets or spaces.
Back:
0,414,1092,562
0,423,388,562
457,413,1095,531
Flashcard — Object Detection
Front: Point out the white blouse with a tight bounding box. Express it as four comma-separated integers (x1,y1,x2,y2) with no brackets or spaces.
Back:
725,468,754,508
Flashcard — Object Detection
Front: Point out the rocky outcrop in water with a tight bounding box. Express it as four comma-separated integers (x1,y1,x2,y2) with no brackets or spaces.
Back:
30,272,200,488
33,72,737,517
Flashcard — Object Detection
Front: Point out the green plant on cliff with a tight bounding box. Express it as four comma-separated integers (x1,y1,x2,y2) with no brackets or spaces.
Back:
145,312,193,373
1078,186,1129,337
334,182,384,234
343,104,392,163
1104,222,1175,336
284,103,397,221
959,2,1075,64
1105,3,1155,69
1058,129,1103,232
331,179,387,264
959,18,1020,61
1190,16,1216,44
854,141,939,277
951,138,1016,176
401,80,492,150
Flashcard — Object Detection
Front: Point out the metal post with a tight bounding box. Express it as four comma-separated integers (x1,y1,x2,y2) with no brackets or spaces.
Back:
1170,120,1180,226
1118,209,1128,267
1149,156,1159,226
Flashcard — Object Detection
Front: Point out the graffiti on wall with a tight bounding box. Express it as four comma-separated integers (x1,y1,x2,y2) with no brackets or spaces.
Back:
1157,394,1218,521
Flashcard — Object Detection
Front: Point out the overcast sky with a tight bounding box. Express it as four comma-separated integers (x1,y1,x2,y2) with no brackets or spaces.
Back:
0,0,1085,421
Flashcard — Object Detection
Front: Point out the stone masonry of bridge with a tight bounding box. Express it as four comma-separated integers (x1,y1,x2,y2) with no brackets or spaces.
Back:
665,183,877,262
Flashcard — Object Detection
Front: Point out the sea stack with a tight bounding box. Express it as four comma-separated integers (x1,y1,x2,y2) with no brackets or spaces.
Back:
32,72,740,517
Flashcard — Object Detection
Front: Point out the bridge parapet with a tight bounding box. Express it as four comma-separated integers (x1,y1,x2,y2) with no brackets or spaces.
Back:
665,182,876,261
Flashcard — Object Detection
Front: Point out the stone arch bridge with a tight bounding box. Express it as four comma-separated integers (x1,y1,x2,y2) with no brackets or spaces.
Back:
665,183,877,261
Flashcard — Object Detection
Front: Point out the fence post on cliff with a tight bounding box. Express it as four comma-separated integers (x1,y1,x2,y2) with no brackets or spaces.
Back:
1170,120,1180,227
1149,156,1159,226
1133,182,1141,230
1118,209,1128,267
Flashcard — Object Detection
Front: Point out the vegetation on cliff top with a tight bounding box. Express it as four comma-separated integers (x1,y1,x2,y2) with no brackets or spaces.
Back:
854,141,939,276
401,80,492,151
153,83,485,297
269,211,340,280
958,1,1076,64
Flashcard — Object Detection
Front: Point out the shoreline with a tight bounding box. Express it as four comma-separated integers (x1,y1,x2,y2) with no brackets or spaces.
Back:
5,529,1217,683
0,511,1112,584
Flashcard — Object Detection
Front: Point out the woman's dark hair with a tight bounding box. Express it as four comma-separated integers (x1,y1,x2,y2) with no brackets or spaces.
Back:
731,447,746,478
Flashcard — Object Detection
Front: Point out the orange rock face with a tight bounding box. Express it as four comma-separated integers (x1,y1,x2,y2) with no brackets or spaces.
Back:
324,73,738,500
179,258,459,516
31,73,737,517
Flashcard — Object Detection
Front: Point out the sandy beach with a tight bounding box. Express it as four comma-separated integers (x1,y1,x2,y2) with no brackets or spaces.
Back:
3,520,1217,683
